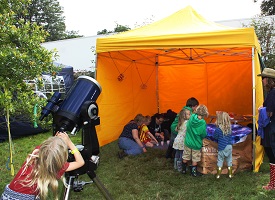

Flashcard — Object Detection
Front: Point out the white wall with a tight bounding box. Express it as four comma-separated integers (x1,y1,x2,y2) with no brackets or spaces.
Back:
41,35,105,71
216,18,252,27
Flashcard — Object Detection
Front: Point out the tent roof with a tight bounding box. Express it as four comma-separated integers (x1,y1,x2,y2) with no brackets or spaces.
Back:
96,6,260,53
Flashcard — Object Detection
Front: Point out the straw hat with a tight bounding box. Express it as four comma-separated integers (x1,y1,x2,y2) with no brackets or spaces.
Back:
257,68,275,79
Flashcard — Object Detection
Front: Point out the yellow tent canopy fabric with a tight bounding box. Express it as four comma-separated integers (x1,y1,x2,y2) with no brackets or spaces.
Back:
97,6,260,52
96,6,264,172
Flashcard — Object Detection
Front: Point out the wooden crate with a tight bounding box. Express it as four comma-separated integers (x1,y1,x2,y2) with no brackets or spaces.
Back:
198,133,252,174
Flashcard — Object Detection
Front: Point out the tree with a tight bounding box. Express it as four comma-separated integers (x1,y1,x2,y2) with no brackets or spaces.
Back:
114,24,131,33
0,0,59,175
260,0,275,16
97,23,131,35
252,0,275,69
97,28,112,35
245,16,275,69
64,30,83,40
97,16,156,35
6,0,82,42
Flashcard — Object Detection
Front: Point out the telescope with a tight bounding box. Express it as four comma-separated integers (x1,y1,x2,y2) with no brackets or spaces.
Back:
40,76,112,200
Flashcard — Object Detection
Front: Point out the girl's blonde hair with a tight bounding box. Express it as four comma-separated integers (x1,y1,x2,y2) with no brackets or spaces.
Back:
22,136,68,200
143,115,151,124
176,107,191,131
195,105,209,117
215,111,232,135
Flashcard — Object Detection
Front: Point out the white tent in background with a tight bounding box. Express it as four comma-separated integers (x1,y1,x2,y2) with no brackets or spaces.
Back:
41,35,106,71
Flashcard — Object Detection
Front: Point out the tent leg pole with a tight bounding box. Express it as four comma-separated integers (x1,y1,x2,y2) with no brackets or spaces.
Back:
252,47,256,172
155,55,160,113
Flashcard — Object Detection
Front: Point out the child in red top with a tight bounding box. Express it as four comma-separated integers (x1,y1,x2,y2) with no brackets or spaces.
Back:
1,132,84,200
139,116,159,147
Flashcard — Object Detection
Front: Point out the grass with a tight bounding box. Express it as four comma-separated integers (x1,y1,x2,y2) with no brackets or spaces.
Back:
1,132,275,200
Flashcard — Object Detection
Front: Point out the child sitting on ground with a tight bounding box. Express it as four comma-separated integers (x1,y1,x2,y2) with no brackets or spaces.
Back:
173,106,192,172
213,111,233,179
182,104,209,177
139,115,159,147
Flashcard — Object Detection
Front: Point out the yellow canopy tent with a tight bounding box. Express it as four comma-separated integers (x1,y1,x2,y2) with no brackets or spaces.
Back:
96,6,264,172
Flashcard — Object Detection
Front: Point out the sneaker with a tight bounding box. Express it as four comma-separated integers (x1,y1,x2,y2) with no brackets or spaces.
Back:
118,150,127,159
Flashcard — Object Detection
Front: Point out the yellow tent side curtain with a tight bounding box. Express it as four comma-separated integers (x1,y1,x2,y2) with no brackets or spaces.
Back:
96,28,260,53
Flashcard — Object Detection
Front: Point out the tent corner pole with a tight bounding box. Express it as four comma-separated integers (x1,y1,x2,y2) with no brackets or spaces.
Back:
252,47,256,172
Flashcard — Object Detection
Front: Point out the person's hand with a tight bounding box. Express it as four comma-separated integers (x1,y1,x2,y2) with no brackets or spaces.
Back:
143,147,147,153
258,105,263,111
56,131,71,146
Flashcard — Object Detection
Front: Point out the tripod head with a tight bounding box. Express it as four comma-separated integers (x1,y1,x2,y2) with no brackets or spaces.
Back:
39,76,101,133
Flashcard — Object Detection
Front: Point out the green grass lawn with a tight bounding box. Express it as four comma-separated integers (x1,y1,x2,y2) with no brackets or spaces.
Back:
1,132,275,200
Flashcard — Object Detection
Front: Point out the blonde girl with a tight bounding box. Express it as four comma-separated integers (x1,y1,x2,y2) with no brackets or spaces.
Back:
172,107,192,172
1,132,84,200
213,111,233,179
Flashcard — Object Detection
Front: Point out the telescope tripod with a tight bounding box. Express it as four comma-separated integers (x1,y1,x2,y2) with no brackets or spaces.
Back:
63,172,112,200
39,76,108,199
52,103,113,200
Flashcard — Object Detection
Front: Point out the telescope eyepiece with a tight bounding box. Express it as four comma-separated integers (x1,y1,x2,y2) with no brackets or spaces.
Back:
39,92,61,121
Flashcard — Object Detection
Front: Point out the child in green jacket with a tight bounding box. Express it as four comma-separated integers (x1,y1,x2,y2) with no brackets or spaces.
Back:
168,97,199,161
182,104,209,177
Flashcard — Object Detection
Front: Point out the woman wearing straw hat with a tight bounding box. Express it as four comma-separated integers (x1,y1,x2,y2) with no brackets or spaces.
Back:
257,67,275,190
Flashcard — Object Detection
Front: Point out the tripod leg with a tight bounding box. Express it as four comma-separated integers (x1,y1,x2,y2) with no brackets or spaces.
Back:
92,176,113,200
63,176,75,200
87,171,113,200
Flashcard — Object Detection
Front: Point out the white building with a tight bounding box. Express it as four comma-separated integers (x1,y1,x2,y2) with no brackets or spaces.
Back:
217,15,274,28
41,34,106,71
